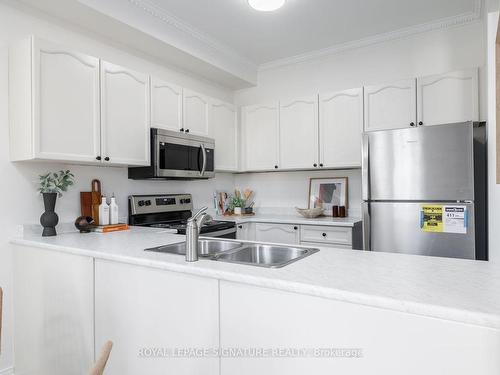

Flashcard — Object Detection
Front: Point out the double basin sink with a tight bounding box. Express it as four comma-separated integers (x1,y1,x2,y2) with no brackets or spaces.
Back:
145,239,319,268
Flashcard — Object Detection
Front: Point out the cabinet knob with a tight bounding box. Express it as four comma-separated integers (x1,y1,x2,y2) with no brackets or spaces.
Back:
185,129,190,133
410,122,415,127
96,156,102,161
418,121,423,126
238,225,243,229
322,233,327,237
274,165,278,169
319,163,323,167
313,163,317,167
293,226,298,230
104,157,110,161
180,128,184,132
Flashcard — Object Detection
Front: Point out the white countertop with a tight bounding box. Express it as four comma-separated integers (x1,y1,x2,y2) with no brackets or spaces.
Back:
214,213,361,227
10,226,500,330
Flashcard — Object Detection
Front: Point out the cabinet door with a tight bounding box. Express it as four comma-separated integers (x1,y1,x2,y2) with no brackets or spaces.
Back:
242,103,279,171
279,96,319,169
150,77,183,131
364,78,417,131
211,101,238,171
100,61,150,166
33,38,101,162
95,259,219,375
417,68,479,126
183,89,210,136
254,223,299,244
13,245,94,375
319,88,363,168
237,222,255,241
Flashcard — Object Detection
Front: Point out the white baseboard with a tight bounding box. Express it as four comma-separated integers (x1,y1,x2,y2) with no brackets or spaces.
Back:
0,367,14,375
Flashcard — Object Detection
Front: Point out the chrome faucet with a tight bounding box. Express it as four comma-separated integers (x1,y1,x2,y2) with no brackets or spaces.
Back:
185,207,212,262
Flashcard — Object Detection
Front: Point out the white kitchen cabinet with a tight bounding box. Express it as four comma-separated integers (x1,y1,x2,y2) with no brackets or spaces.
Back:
300,225,352,247
220,280,500,375
183,89,210,136
13,245,94,375
9,36,101,163
236,222,255,241
241,103,280,171
100,61,150,166
319,88,363,168
150,77,183,132
364,78,417,131
254,223,300,244
210,101,238,171
417,68,479,126
95,259,219,375
279,96,319,169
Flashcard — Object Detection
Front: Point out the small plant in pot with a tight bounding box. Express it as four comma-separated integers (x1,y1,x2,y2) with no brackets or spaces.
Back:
38,170,75,236
230,196,246,215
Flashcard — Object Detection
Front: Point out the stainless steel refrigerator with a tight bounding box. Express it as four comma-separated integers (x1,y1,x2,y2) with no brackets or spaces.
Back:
362,122,487,260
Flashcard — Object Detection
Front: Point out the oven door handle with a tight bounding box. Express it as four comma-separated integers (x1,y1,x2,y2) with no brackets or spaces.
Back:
200,144,207,177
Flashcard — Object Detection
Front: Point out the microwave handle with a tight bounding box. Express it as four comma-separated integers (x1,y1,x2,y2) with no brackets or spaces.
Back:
200,144,207,177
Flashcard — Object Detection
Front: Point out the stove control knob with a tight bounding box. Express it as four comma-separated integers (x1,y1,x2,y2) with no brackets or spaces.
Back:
138,200,145,207
144,200,152,206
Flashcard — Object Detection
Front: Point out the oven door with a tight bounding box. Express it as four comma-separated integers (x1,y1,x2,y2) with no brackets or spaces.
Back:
156,134,214,178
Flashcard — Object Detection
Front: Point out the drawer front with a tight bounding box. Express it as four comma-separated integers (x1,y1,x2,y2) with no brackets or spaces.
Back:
300,225,352,246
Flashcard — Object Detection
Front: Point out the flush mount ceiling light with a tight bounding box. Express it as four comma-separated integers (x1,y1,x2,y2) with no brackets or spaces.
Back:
248,0,286,12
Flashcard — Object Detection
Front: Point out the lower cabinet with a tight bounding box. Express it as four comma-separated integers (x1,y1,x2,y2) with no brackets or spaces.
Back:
13,245,95,375
94,259,220,375
219,281,500,375
254,223,300,244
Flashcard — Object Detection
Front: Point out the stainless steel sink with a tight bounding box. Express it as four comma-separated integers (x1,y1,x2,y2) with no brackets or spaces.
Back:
214,244,319,268
145,240,319,268
145,239,244,257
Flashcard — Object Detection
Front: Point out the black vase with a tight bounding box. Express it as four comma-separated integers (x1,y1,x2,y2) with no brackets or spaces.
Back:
40,192,59,237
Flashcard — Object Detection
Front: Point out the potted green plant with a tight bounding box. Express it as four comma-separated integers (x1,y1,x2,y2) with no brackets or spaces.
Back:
38,170,75,236
230,196,246,215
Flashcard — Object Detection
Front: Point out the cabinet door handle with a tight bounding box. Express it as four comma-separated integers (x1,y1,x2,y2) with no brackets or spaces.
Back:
185,129,190,133
418,121,423,126
96,156,102,161
410,122,415,127
319,163,323,167
313,163,317,167
274,165,278,169
238,225,243,229
104,157,110,161
322,233,327,237
293,226,298,230
180,128,184,132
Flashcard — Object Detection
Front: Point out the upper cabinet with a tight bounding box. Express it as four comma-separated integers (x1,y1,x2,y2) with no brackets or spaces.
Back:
241,103,280,171
417,68,479,126
319,88,363,168
100,61,150,166
364,78,417,131
150,77,183,132
9,37,101,163
279,96,319,169
210,101,238,171
9,36,151,166
183,89,210,136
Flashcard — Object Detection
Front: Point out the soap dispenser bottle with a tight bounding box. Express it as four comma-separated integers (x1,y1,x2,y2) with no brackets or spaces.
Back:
99,196,110,226
109,193,119,225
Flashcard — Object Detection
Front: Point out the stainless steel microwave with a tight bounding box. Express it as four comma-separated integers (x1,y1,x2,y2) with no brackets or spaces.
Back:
128,128,215,180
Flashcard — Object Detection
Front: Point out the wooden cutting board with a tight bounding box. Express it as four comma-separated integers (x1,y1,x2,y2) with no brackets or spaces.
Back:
91,179,101,225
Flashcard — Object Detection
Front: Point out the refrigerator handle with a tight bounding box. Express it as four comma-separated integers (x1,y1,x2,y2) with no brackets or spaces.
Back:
362,202,371,251
362,134,369,200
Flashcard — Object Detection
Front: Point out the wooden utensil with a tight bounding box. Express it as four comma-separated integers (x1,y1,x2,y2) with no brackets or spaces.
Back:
91,179,102,225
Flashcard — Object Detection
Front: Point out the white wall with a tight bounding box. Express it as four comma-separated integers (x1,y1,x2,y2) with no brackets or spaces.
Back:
0,3,235,373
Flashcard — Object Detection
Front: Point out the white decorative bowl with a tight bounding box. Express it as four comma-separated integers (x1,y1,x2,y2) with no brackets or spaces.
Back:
295,207,324,218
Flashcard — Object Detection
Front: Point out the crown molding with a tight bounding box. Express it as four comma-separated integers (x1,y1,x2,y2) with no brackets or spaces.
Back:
259,0,483,71
127,0,257,71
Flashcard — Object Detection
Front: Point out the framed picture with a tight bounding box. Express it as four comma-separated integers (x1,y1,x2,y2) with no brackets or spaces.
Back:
308,177,348,211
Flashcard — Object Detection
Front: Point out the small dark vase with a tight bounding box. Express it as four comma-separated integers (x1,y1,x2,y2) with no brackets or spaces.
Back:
40,192,59,237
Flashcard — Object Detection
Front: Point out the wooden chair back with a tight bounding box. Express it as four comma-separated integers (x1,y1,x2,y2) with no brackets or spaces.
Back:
88,340,113,375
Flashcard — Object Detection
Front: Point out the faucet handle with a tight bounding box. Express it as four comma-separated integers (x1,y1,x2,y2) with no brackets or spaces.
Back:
188,206,208,222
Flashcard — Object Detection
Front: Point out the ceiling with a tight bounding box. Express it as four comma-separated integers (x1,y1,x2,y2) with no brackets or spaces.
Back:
149,0,479,65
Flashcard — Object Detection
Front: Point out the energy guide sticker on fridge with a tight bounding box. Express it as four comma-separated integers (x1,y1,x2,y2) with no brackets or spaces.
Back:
420,205,467,234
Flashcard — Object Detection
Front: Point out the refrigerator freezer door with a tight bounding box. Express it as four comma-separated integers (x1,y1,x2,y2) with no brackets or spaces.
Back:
364,202,475,259
365,122,474,201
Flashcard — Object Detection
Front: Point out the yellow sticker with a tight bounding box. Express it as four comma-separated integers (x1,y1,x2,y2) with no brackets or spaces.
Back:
421,205,443,233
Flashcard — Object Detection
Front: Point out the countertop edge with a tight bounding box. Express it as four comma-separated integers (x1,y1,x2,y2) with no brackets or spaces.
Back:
10,237,500,331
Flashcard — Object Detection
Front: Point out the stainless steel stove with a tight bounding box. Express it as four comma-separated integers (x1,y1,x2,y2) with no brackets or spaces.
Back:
128,194,236,238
